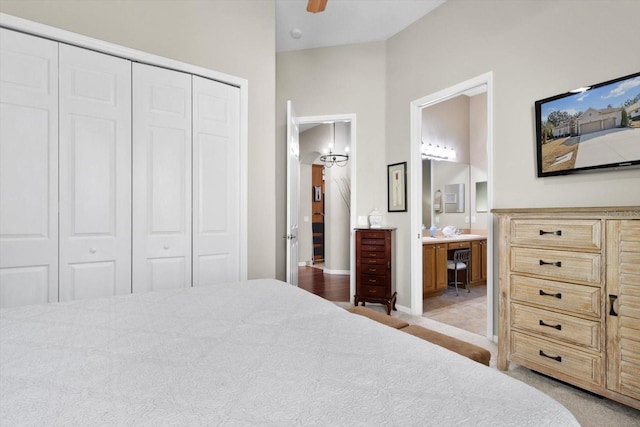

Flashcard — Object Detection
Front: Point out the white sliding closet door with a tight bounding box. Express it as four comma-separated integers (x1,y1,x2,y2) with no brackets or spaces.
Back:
133,63,192,292
58,44,132,301
192,76,240,286
0,29,59,308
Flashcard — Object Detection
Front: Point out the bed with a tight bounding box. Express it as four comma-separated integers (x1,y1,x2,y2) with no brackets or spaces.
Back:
0,279,579,426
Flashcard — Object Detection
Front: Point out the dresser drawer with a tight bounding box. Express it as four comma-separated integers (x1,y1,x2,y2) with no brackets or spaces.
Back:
359,231,388,240
510,275,601,318
510,247,601,285
361,251,386,260
362,265,386,276
511,303,601,350
510,331,603,387
448,241,470,250
361,244,384,252
360,284,386,298
360,275,387,286
511,219,601,250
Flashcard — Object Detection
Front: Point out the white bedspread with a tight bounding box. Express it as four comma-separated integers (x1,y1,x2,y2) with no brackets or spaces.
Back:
0,279,579,426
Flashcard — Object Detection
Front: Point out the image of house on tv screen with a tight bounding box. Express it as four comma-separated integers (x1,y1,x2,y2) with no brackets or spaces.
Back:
537,73,640,175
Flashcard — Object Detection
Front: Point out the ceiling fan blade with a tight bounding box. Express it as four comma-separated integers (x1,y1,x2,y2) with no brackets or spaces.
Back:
307,0,327,13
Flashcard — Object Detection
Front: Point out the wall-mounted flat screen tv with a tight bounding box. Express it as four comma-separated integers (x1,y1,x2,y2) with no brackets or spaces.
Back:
535,71,640,177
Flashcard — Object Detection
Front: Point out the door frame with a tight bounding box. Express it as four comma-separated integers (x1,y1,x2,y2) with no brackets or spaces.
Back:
409,72,495,340
296,113,357,302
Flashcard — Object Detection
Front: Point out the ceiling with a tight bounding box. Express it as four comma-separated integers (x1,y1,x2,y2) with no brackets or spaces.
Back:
276,0,446,52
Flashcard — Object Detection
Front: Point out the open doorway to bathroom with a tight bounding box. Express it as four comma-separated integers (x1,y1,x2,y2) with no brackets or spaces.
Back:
410,72,494,340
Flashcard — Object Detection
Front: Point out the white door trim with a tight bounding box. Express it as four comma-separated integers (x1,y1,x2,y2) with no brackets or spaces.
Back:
0,12,248,282
410,72,494,340
297,113,356,303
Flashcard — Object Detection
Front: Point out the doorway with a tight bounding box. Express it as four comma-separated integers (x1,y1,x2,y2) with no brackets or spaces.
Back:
409,72,494,340
291,113,357,303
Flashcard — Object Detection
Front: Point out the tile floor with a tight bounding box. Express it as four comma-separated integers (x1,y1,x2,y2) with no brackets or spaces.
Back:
422,284,487,336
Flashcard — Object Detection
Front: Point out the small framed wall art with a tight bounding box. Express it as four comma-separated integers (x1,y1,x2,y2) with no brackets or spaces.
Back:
387,162,407,212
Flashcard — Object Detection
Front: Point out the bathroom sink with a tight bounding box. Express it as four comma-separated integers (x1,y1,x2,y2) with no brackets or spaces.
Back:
451,234,484,239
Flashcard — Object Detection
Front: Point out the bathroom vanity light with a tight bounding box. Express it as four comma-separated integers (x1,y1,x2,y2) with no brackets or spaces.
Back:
421,141,456,161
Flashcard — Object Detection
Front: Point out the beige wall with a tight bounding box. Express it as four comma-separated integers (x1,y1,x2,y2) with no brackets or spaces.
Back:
386,0,640,310
0,0,277,279
276,41,387,280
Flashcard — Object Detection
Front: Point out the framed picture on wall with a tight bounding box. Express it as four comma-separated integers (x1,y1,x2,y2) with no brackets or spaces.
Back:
387,162,407,212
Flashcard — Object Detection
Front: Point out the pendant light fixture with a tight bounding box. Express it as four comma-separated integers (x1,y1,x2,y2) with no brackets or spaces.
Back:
320,123,349,168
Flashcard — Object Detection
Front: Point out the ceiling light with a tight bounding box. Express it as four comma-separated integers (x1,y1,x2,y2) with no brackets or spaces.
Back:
320,123,349,168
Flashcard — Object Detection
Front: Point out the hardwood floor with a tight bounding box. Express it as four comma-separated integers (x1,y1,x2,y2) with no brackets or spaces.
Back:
297,266,350,302
299,265,486,336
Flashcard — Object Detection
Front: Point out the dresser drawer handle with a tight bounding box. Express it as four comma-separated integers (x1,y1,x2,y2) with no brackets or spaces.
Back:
539,290,562,299
539,260,562,267
539,350,562,362
539,320,562,330
539,229,562,236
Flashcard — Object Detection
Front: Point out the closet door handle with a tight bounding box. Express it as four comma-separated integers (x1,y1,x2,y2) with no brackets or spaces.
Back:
89,247,97,254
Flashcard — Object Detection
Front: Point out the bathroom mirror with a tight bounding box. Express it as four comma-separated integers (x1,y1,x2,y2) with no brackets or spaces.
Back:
476,181,487,212
431,161,469,231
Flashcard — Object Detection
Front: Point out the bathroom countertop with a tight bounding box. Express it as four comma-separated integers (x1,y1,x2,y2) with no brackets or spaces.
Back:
422,234,486,244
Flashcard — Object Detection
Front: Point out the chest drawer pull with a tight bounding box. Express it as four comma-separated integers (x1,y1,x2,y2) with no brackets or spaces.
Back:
539,350,562,363
539,260,562,267
539,229,562,236
609,294,618,316
539,289,562,299
539,320,562,330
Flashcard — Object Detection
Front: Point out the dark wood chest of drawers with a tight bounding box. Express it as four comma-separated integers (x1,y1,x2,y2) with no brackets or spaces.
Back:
354,228,396,314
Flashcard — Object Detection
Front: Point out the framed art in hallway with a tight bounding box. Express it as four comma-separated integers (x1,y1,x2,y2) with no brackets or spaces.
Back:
387,162,407,212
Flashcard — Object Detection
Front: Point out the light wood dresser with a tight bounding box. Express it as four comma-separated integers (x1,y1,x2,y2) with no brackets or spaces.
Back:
494,207,640,410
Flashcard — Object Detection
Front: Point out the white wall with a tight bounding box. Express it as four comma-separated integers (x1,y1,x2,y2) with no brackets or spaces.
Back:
470,93,488,233
276,41,387,280
0,0,277,279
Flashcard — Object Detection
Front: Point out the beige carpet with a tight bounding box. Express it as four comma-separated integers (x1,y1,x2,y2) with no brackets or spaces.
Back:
339,302,640,427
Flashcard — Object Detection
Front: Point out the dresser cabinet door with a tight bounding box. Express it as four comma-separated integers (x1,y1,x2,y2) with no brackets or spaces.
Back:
606,220,640,401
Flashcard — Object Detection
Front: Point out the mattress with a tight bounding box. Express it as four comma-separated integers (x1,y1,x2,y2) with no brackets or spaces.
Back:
0,279,579,426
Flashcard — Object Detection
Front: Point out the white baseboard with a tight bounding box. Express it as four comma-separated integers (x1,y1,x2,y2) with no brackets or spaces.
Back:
323,269,350,275
298,261,307,267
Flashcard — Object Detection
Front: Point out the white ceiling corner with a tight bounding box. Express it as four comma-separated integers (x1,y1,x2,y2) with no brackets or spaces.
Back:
276,0,446,53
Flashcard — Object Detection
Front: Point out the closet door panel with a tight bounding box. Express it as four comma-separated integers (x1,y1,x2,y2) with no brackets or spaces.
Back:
192,76,240,286
58,44,132,301
133,63,192,293
0,29,58,307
